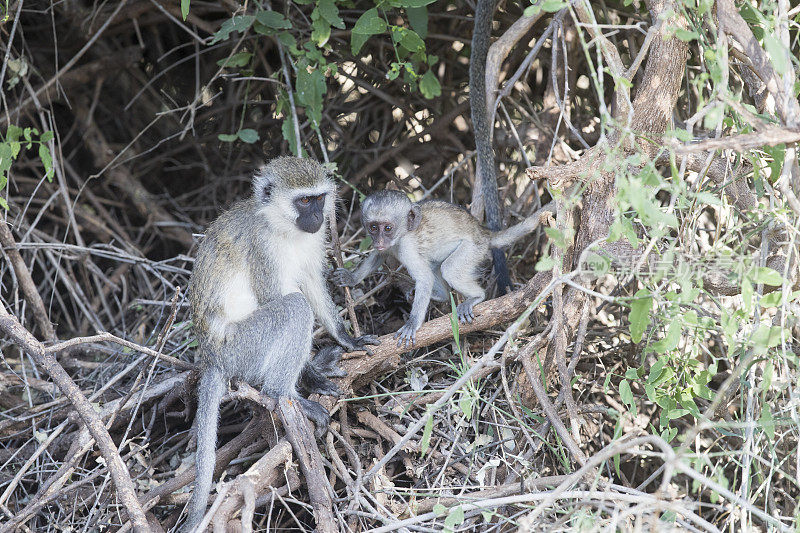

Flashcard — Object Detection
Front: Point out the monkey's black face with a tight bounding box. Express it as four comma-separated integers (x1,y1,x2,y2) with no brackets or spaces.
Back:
294,193,326,233
367,221,395,251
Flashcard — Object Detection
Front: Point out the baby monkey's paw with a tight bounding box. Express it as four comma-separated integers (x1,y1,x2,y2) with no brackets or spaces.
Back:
394,321,418,348
330,268,356,287
456,302,476,324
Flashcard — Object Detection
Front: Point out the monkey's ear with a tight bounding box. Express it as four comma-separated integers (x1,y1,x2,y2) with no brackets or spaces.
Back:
407,204,422,231
253,168,276,203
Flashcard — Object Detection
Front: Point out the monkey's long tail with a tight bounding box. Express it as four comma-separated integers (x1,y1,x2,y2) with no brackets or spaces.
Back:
185,366,226,532
489,202,556,249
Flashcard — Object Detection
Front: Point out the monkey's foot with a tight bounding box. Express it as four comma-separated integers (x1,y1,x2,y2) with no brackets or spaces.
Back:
297,397,330,438
456,302,476,324
306,377,342,397
314,345,348,377
330,268,356,287
394,321,418,348
340,333,381,354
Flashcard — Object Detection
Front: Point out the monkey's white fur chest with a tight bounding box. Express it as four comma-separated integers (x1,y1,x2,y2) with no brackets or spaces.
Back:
274,231,326,295
209,270,258,341
222,271,258,320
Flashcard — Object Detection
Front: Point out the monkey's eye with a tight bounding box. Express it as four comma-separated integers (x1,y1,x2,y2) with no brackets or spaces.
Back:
384,225,392,232
316,194,324,202
369,224,378,233
300,197,311,204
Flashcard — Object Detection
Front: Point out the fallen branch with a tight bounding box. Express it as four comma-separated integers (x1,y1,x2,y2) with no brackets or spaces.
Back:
0,221,56,341
277,397,337,533
673,126,800,153
211,440,293,532
339,271,553,390
0,304,150,533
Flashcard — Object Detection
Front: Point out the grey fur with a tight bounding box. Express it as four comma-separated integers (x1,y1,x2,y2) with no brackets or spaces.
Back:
333,191,554,347
185,157,377,531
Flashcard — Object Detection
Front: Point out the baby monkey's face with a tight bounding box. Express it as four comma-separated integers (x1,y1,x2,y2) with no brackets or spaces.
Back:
365,220,396,251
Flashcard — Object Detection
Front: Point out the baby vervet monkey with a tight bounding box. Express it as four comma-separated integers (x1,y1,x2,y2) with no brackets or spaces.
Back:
185,157,378,531
332,190,554,347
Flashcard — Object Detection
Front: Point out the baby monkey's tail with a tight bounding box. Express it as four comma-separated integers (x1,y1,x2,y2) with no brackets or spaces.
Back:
489,203,556,249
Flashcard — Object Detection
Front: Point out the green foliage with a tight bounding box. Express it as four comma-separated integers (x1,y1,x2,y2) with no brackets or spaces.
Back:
0,125,55,209
443,505,465,532
524,0,569,16
350,2,440,97
208,1,442,151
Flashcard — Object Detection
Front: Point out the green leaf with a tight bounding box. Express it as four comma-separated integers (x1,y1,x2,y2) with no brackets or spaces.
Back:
6,125,23,143
351,33,369,55
277,32,297,48
444,506,465,530
648,357,666,384
544,227,567,248
760,291,783,307
402,0,436,6
762,33,789,76
741,277,753,312
751,267,784,286
282,116,299,155
449,293,460,351
432,503,447,516
644,383,657,403
759,405,775,440
628,289,652,343
399,29,425,53
218,133,238,142
419,70,441,99
255,10,292,30
211,15,255,44
39,130,54,143
525,0,568,15
237,129,259,143
667,128,693,142
619,380,635,413
650,320,681,354
296,68,326,126
764,144,785,183
0,196,7,210
407,6,428,39
761,361,774,394
311,17,332,46
317,0,345,29
667,408,689,420
0,143,13,174
535,255,555,271
38,144,53,181
353,8,386,35
217,52,253,68
181,0,190,20
751,325,784,354
420,412,434,454
458,395,473,419
673,28,699,42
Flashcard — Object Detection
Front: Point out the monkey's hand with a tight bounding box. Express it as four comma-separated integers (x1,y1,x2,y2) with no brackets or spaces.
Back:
456,301,476,324
394,319,420,348
330,268,357,287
